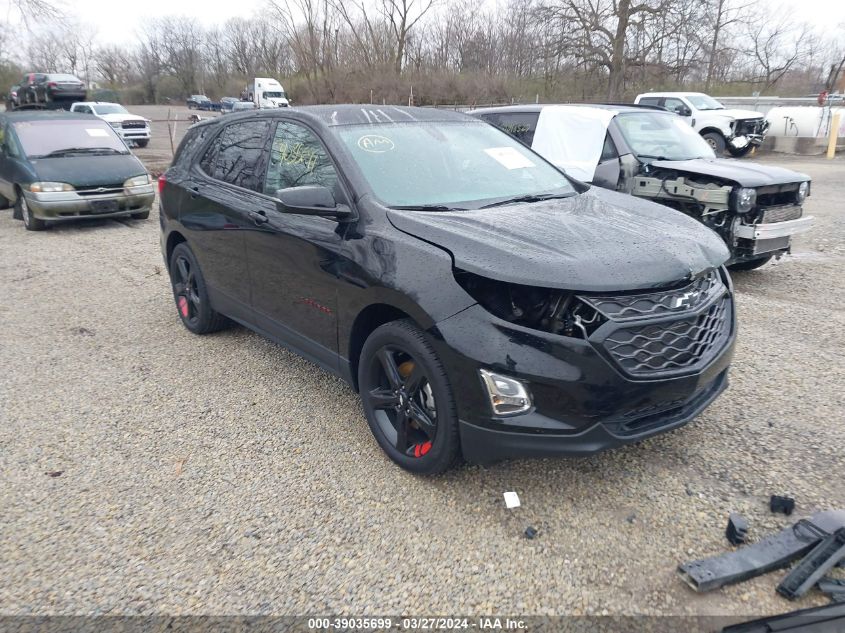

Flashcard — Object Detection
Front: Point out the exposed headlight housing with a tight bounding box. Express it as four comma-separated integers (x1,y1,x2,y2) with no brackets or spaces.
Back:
796,181,809,204
479,369,532,417
29,182,74,193
124,174,151,188
734,187,756,213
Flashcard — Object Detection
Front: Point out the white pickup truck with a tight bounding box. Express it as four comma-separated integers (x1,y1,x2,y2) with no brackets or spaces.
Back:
635,92,769,157
70,102,151,148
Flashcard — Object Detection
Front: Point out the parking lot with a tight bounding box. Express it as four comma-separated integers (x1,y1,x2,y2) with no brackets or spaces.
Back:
1,120,843,620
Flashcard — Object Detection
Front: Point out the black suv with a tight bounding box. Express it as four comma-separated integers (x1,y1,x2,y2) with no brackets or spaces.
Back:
160,106,736,474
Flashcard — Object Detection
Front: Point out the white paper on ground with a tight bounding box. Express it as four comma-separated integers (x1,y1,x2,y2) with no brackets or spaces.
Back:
484,147,536,170
503,491,521,509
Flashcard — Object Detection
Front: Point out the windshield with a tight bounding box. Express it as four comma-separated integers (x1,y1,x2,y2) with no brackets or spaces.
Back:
193,95,209,101
686,94,724,110
92,104,128,115
616,112,715,161
14,119,128,158
336,121,575,209
263,91,285,99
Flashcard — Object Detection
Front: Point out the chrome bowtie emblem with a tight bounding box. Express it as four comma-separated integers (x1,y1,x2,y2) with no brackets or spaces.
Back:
671,291,699,309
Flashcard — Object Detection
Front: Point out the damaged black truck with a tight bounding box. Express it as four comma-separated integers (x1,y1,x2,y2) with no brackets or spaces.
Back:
161,106,736,473
471,104,813,271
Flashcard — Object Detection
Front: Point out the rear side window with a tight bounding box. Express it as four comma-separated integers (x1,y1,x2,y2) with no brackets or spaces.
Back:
199,120,271,191
482,112,539,146
638,97,661,106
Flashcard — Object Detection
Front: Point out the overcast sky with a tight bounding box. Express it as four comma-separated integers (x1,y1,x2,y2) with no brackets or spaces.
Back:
10,0,845,46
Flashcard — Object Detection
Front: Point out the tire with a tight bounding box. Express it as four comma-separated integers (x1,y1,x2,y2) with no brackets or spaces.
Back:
358,319,461,475
727,144,754,158
131,210,150,220
728,254,773,271
168,243,230,334
187,103,194,110
702,132,727,154
0,193,9,210
135,139,149,148
16,191,46,231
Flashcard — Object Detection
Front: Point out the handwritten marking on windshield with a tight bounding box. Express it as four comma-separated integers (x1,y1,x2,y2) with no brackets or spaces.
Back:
357,135,395,153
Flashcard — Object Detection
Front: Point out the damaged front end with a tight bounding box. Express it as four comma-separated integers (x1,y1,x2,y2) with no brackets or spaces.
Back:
629,163,813,266
728,117,770,153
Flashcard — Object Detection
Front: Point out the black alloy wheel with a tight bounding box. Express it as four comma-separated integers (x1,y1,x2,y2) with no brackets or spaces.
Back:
359,320,460,474
168,243,229,334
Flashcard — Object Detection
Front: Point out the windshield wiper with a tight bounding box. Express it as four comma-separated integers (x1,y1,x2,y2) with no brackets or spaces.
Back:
389,204,467,212
41,147,127,158
638,154,670,161
480,193,571,209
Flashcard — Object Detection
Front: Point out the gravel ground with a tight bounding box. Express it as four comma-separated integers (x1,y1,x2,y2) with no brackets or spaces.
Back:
0,154,843,619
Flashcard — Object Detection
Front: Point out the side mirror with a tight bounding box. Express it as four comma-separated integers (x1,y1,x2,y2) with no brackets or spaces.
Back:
275,185,350,219
677,106,691,117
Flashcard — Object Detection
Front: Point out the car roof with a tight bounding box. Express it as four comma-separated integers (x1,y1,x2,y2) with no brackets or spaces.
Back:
73,102,121,106
469,103,668,115
0,111,99,123
638,92,705,97
196,105,473,128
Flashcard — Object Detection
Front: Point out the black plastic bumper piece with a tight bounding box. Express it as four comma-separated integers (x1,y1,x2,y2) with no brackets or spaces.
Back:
771,495,796,516
818,577,845,603
721,602,845,633
776,527,845,600
678,510,845,592
726,513,749,545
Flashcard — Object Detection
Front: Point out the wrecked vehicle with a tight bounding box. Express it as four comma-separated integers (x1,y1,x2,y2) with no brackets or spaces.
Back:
0,111,154,230
635,92,769,156
471,104,813,270
160,105,735,474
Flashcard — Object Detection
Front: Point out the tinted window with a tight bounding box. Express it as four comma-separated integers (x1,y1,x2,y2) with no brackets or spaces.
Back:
483,112,539,146
637,97,661,106
199,120,270,191
264,121,339,196
600,133,618,162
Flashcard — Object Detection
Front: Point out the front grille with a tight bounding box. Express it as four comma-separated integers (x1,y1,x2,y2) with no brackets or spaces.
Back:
122,120,146,129
761,205,803,223
757,184,799,208
76,184,124,196
603,297,732,376
579,270,722,320
735,118,765,135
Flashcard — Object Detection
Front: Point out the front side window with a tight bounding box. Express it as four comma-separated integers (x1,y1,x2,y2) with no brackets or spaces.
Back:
663,98,689,115
264,121,339,196
199,120,270,191
600,133,618,162
615,112,715,161
335,121,573,208
13,119,128,158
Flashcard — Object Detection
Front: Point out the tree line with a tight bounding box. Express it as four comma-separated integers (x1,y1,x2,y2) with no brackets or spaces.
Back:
3,0,845,106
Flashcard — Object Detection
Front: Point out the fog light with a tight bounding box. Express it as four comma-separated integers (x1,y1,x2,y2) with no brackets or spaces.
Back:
796,181,809,204
479,369,532,417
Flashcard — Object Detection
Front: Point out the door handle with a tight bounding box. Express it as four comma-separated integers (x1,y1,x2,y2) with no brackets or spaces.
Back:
248,210,269,225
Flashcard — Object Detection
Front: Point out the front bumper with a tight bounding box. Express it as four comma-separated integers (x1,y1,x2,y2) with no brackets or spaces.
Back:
431,272,736,464
734,216,814,241
116,127,151,141
24,187,155,221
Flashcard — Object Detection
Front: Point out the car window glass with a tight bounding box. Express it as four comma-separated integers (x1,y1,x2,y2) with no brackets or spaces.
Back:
663,98,688,115
638,97,660,106
13,119,128,158
264,121,339,197
199,120,270,191
483,112,539,146
600,133,618,162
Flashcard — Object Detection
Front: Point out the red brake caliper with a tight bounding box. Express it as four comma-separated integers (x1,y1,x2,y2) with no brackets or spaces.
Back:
413,441,432,458
178,296,189,317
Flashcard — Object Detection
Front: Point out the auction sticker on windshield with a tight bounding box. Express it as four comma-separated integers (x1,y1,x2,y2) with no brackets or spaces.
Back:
484,146,535,170
357,135,395,153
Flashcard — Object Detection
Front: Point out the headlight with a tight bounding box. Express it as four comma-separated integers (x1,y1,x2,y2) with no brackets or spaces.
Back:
109,121,121,128
124,174,151,188
796,181,809,204
734,187,756,213
479,369,532,417
29,182,74,193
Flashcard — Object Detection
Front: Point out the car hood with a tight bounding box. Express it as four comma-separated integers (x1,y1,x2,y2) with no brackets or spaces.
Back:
649,158,810,188
30,154,146,187
98,113,148,123
386,188,730,292
714,108,765,120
